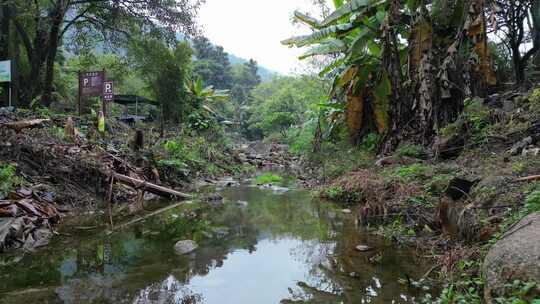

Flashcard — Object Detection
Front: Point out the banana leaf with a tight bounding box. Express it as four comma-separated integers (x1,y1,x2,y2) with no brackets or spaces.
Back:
299,39,347,60
281,23,355,47
294,11,323,29
322,0,386,26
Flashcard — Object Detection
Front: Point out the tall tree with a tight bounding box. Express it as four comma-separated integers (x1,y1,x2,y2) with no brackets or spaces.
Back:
3,0,203,107
129,39,193,122
492,0,540,86
192,36,233,90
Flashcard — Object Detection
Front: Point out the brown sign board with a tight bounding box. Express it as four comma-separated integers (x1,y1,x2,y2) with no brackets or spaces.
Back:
103,81,114,102
79,71,105,96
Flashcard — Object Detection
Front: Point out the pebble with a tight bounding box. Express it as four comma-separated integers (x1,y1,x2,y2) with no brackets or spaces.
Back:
355,245,374,252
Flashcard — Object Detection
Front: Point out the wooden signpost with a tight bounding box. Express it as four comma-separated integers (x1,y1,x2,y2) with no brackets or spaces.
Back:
78,70,111,116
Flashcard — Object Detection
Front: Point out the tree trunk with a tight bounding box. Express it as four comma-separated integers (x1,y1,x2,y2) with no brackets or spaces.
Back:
41,6,65,107
0,4,10,107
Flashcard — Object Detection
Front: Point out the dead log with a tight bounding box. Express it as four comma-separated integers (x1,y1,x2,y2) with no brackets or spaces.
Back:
107,200,190,234
106,171,192,199
0,119,50,133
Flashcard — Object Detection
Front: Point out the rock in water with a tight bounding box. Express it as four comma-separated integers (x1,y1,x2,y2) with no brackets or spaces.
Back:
355,245,373,252
483,212,540,299
174,240,198,255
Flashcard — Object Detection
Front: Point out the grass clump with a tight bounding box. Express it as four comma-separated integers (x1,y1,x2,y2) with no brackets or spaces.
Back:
396,144,426,159
394,164,431,180
525,184,540,214
320,185,363,203
254,173,283,185
0,163,18,198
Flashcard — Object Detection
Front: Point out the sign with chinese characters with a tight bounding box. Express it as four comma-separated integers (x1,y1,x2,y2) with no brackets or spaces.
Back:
79,71,105,96
103,81,114,102
0,60,11,83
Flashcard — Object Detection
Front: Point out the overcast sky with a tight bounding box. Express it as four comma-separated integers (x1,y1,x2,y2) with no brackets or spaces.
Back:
197,0,321,75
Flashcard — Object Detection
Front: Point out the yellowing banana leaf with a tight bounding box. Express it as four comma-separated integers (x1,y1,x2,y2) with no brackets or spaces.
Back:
409,17,433,72
467,1,497,86
346,91,364,138
372,72,391,133
338,66,359,87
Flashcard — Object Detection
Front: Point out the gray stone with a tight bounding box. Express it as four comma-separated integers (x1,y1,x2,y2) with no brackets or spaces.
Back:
483,212,540,299
173,240,198,255
342,209,352,214
355,245,373,252
236,200,248,207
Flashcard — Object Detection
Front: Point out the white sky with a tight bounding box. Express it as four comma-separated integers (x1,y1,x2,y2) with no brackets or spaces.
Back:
198,0,321,75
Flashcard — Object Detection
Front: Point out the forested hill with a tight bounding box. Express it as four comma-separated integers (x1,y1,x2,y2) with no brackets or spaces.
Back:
228,54,278,82
176,33,278,82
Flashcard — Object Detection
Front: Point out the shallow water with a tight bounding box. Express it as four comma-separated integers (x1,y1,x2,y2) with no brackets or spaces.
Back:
0,185,434,304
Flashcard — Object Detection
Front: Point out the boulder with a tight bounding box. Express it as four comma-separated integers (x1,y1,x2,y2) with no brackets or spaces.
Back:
173,240,198,255
483,212,540,299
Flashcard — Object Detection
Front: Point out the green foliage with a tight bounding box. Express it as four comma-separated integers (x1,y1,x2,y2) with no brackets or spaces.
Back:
394,164,431,180
254,173,283,185
321,185,362,203
360,133,381,152
0,163,17,198
529,88,540,112
192,36,233,90
396,144,426,159
513,161,526,174
245,76,328,141
129,38,193,122
525,184,540,213
425,174,454,195
407,196,433,208
155,128,236,178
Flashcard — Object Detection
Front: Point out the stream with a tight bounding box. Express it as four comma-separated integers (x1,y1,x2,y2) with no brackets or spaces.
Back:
0,184,435,303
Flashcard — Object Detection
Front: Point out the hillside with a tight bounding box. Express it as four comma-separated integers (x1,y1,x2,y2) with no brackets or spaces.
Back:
228,53,279,82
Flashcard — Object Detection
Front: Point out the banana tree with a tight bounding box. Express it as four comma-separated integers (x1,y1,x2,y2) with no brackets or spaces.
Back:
185,77,231,124
283,0,398,144
283,0,497,150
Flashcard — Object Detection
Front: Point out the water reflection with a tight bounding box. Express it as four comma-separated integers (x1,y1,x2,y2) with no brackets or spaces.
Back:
0,186,432,304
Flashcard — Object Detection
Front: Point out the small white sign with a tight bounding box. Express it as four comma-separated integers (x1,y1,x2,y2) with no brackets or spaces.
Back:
0,60,11,83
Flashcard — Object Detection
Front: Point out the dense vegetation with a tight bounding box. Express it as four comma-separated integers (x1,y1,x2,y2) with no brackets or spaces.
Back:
1,0,540,302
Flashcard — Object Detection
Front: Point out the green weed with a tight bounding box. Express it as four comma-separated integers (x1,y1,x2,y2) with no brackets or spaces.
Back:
394,164,431,180
512,161,526,174
254,173,283,185
525,184,540,214
0,163,18,198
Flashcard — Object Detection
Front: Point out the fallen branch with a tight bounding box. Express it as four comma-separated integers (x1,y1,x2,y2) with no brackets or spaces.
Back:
107,200,191,234
515,175,540,182
106,171,193,199
0,119,50,133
